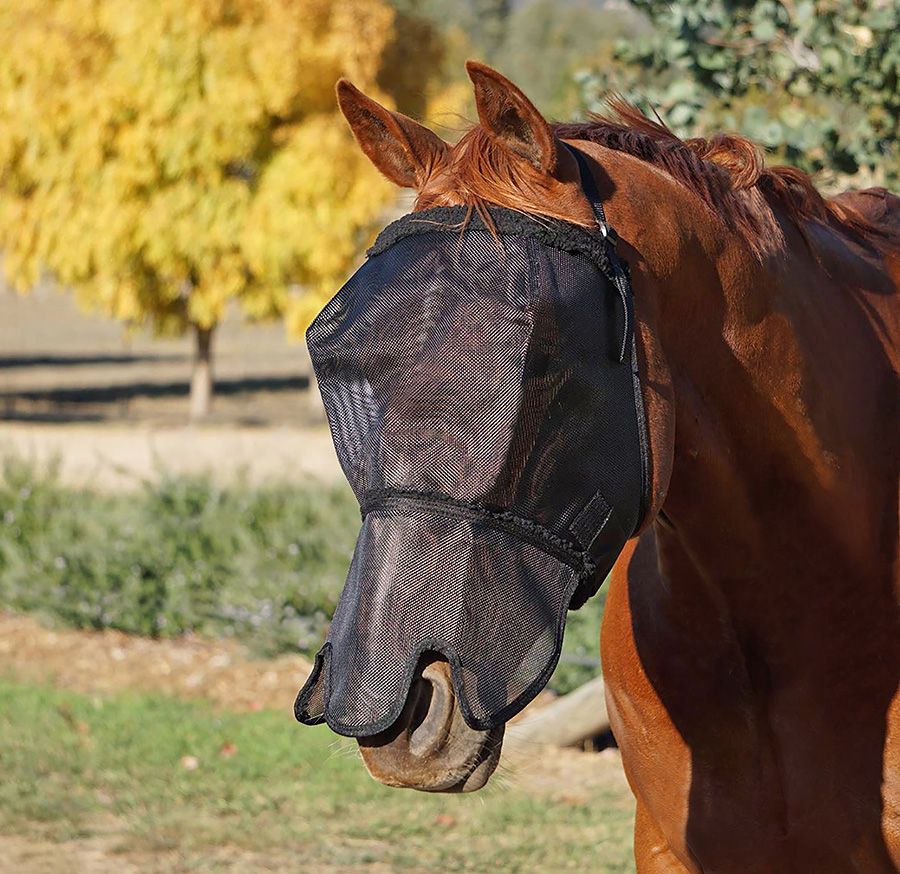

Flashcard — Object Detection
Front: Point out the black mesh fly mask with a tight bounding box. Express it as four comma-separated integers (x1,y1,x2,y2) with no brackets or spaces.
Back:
295,146,650,736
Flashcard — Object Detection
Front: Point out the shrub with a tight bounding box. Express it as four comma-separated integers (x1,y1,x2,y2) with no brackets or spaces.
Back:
0,456,358,656
0,454,603,691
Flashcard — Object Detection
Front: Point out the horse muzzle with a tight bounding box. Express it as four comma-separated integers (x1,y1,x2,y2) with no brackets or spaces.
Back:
358,654,504,793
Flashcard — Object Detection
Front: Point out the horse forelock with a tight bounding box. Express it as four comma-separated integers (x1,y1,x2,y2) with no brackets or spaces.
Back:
416,124,595,229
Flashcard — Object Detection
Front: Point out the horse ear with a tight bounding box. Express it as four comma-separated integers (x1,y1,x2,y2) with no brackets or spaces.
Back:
336,79,448,189
465,60,557,174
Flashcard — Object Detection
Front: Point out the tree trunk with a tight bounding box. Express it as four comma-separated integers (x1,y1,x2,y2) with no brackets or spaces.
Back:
189,324,215,423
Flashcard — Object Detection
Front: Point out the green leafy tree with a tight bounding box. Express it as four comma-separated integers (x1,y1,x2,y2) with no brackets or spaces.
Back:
471,0,512,60
0,0,441,420
577,0,899,187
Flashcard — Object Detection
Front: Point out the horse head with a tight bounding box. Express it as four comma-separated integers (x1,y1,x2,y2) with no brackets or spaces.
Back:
294,62,678,792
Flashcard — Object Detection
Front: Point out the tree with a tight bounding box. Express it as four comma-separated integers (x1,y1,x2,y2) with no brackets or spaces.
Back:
577,0,899,187
470,0,511,61
495,0,648,119
0,0,441,420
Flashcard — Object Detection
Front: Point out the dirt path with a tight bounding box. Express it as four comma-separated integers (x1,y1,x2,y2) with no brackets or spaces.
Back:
0,423,343,490
0,613,312,714
0,831,397,874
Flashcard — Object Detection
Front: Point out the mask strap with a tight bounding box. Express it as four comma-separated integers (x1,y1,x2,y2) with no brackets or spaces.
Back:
564,143,634,363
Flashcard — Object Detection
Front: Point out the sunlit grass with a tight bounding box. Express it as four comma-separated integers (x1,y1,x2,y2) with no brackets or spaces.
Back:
0,679,635,872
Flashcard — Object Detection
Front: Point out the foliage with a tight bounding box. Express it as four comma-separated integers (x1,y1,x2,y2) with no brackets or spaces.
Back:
469,0,512,60
0,456,605,692
0,456,359,656
0,679,635,870
496,0,648,118
393,0,647,120
0,0,442,340
555,591,605,694
577,0,900,186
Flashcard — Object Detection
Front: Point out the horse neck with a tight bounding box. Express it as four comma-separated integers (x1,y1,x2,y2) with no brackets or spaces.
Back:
602,152,893,598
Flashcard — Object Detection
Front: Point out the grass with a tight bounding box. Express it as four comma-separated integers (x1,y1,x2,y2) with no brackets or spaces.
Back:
0,454,606,694
0,678,635,872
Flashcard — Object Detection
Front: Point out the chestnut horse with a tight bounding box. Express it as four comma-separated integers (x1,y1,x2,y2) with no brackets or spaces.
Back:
333,62,900,871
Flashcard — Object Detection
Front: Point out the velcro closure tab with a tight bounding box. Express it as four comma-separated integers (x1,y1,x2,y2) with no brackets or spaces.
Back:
570,491,612,552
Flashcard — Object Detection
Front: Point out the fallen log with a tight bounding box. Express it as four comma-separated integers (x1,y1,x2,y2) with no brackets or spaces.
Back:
506,676,609,749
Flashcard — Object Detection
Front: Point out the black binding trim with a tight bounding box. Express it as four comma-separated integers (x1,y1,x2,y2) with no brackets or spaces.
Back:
294,555,588,737
294,582,581,736
367,205,616,281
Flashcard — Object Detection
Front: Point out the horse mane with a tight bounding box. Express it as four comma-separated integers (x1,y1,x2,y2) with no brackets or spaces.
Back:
556,99,883,251
421,98,884,257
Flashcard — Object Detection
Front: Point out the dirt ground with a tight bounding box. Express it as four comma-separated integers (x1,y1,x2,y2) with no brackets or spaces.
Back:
0,831,351,874
1,283,319,428
0,421,343,489
0,827,443,874
0,613,314,714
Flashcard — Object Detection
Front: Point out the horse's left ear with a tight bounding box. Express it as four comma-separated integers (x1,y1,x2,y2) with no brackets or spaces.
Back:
466,60,557,175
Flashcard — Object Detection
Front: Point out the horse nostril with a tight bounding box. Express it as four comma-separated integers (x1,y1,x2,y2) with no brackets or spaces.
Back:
406,660,454,758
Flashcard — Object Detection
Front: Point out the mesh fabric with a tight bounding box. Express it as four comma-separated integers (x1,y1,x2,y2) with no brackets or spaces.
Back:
295,206,646,736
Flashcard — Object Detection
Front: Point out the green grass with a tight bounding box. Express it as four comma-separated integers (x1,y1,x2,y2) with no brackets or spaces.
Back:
0,454,606,694
0,678,635,872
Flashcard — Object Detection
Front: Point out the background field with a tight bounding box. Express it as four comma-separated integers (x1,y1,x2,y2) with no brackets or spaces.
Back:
0,286,619,873
0,636,633,874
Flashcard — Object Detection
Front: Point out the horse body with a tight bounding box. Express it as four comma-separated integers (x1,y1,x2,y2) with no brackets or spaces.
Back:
322,62,899,870
591,145,900,871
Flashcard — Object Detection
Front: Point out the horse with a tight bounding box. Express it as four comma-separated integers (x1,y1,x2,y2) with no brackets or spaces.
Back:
325,61,899,871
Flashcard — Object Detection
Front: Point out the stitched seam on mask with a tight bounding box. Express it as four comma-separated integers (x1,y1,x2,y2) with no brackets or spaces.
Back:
360,488,596,578
293,644,328,725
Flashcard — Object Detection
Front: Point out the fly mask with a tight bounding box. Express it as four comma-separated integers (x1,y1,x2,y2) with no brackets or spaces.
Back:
295,146,650,736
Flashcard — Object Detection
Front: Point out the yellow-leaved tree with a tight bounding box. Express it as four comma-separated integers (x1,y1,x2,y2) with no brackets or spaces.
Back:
0,0,441,419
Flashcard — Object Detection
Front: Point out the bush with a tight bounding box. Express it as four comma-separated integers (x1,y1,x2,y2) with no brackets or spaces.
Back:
554,592,605,694
0,456,359,656
0,454,605,690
